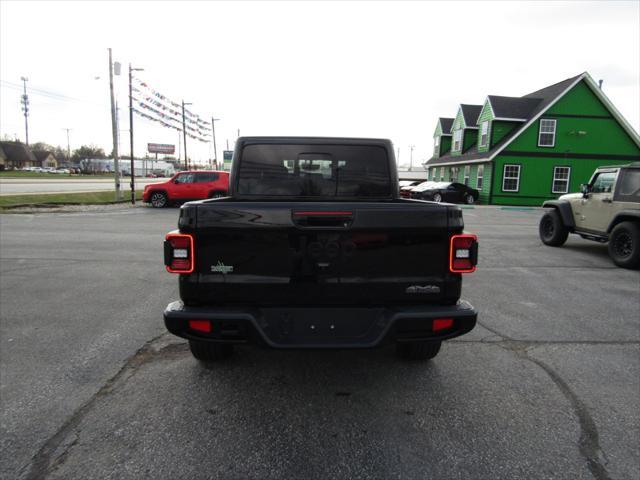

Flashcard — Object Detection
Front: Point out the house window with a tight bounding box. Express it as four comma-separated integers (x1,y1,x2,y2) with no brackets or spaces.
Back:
453,129,463,152
440,167,445,181
450,167,459,182
476,165,484,190
479,121,489,147
502,164,521,192
464,166,470,185
434,136,440,148
538,119,557,147
552,166,571,194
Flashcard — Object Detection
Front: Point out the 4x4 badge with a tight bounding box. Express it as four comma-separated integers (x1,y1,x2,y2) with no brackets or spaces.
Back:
406,285,440,294
211,261,234,274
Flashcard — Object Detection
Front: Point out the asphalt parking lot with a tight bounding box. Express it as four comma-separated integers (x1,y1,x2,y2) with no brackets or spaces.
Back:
1,206,638,480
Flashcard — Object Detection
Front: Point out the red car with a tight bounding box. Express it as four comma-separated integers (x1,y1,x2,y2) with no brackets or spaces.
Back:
143,170,230,208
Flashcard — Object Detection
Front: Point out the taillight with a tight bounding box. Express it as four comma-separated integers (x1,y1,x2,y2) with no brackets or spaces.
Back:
450,234,478,273
165,231,195,274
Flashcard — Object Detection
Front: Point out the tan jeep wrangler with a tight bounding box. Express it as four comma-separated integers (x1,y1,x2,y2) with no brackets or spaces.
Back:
539,163,640,269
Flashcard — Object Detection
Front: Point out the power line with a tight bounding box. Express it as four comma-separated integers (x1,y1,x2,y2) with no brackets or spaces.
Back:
0,80,79,102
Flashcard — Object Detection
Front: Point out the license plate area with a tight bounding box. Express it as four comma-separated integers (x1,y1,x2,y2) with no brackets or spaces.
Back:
260,308,386,346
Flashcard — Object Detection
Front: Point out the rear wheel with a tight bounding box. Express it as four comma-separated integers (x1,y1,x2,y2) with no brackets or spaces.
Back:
150,191,168,208
188,340,234,362
539,210,568,246
432,193,442,203
464,194,475,205
608,221,640,269
396,341,441,361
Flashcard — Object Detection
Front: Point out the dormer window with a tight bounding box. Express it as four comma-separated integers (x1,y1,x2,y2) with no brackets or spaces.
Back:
453,129,463,152
434,136,440,151
480,121,489,147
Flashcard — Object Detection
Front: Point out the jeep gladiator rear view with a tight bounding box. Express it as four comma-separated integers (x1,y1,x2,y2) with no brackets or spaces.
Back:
163,137,478,362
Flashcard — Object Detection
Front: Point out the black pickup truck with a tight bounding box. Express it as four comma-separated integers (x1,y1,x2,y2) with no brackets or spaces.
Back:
163,137,478,362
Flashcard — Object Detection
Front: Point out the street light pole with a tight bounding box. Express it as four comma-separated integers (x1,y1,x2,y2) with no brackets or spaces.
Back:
128,63,144,205
20,76,29,146
211,117,220,169
109,48,122,200
62,128,71,164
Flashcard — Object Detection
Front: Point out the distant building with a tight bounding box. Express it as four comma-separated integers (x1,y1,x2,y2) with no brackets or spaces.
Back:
79,158,176,177
425,72,640,205
0,141,37,169
32,150,58,169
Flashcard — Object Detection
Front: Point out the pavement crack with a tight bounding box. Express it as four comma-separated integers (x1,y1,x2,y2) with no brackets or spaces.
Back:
470,324,613,480
511,348,611,480
20,333,187,480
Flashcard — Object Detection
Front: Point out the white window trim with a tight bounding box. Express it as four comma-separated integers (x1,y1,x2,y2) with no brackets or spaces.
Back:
476,165,484,189
464,165,470,185
538,118,557,147
479,121,489,147
440,167,445,181
552,166,571,194
434,136,440,147
502,164,521,192
453,129,463,152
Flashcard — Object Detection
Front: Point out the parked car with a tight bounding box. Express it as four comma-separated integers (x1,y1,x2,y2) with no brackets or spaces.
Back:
411,182,479,204
539,163,640,269
399,180,423,198
143,170,230,208
162,137,478,363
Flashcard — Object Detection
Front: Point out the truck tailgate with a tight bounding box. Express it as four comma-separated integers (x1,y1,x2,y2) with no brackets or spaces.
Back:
180,200,462,306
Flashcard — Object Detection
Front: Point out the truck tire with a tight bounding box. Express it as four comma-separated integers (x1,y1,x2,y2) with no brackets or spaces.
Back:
150,191,168,208
188,340,234,362
608,221,640,269
539,210,569,246
396,341,441,361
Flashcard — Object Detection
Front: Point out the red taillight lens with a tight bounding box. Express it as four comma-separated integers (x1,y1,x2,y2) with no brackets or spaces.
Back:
189,319,211,333
165,231,195,274
433,318,454,332
450,234,478,273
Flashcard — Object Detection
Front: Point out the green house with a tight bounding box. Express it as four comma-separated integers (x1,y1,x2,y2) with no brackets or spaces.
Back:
425,72,640,205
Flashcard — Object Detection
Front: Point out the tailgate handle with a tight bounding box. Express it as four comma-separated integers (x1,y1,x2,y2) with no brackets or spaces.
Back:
292,210,354,228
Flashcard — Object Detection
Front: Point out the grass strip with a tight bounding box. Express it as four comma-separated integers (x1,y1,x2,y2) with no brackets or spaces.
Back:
0,190,142,209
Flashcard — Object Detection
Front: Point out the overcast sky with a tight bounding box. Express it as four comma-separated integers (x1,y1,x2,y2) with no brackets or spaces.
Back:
1,0,638,167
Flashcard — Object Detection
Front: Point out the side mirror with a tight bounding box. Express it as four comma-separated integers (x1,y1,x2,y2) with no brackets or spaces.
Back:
580,183,590,197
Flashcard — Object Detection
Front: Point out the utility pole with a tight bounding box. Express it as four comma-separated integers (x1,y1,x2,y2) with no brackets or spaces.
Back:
20,77,29,145
226,139,229,150
211,117,219,169
237,128,240,139
409,145,415,171
129,63,144,205
397,147,400,163
181,100,192,170
108,49,122,200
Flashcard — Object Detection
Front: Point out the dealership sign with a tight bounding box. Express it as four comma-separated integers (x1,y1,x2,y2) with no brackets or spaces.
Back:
147,143,175,154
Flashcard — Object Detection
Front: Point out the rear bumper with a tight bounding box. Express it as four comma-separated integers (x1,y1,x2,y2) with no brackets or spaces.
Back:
163,300,477,349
